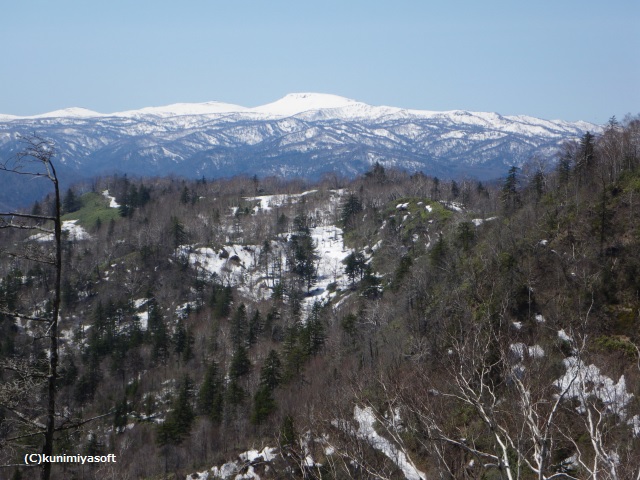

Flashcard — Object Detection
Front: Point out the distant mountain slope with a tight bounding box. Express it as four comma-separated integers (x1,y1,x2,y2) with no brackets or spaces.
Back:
0,93,600,208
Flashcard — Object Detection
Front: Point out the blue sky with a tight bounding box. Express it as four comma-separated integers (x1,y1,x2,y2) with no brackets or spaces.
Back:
1,0,638,123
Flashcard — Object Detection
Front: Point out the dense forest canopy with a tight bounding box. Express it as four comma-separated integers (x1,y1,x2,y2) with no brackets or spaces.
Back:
1,115,640,479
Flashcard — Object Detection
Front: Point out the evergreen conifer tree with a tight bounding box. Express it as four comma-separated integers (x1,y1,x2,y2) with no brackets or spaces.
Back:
147,299,169,364
225,379,245,406
340,194,363,229
304,302,325,356
280,415,297,448
260,349,282,390
251,386,276,425
531,169,545,201
344,251,366,285
62,188,81,214
229,344,251,380
501,165,520,213
451,180,460,199
282,321,305,381
173,318,187,356
157,376,195,445
456,221,475,252
198,361,224,422
248,309,262,346
170,216,188,250
577,131,596,174
230,303,248,348
557,149,572,188
288,215,318,291
212,284,233,319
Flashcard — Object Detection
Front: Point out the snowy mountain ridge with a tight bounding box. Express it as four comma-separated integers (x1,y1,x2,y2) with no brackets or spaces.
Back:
3,93,594,126
2,93,357,120
0,93,600,209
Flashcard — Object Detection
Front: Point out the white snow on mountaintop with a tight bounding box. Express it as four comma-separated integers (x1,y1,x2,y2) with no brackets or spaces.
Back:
2,93,600,129
28,107,105,119
112,101,249,118
251,93,360,117
5,94,359,120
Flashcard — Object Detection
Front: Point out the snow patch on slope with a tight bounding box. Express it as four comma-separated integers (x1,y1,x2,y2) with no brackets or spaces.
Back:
555,357,633,418
189,446,276,480
184,243,279,301
63,220,91,240
302,225,352,311
29,220,90,242
102,189,120,208
244,190,317,211
351,405,426,480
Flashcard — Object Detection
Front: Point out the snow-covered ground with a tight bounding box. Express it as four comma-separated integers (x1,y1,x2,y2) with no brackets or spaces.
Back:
351,406,426,480
440,201,464,212
28,220,90,242
62,220,90,240
556,357,633,418
183,226,353,309
509,342,545,360
558,329,572,342
244,190,317,211
188,447,277,480
471,216,497,226
554,347,640,437
183,195,354,310
184,244,275,301
302,225,352,311
136,311,149,330
102,189,120,208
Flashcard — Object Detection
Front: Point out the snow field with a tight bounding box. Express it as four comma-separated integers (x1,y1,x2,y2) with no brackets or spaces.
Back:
28,220,90,242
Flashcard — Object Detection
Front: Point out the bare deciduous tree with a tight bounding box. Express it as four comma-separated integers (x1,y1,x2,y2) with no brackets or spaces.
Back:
0,135,61,480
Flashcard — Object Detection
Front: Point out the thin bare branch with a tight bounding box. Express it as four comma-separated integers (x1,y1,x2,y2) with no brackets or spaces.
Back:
0,212,55,221
0,310,51,323
0,223,53,233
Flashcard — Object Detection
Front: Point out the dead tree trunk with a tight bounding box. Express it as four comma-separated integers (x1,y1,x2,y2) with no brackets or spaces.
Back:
0,135,61,480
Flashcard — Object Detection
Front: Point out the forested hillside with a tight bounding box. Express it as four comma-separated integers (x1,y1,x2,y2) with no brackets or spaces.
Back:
1,116,640,479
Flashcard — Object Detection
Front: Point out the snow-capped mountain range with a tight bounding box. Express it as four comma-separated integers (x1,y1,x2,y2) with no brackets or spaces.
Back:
0,93,599,208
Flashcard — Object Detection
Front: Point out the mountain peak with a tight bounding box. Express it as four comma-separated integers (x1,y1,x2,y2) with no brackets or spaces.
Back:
251,93,359,116
112,101,248,118
31,107,104,119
